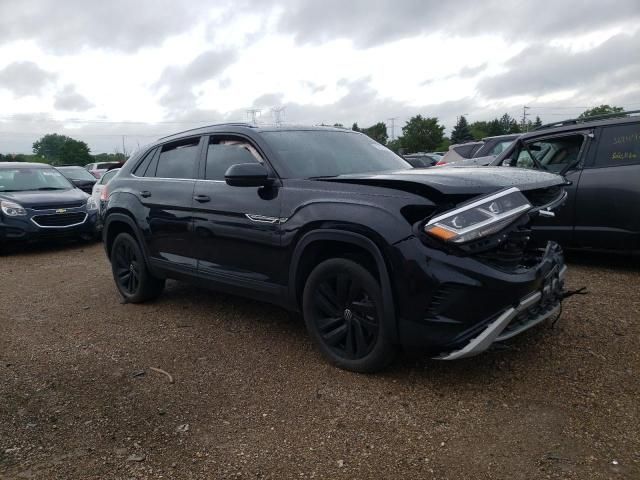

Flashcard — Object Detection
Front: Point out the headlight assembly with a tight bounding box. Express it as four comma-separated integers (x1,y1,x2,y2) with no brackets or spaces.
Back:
425,187,532,244
0,200,27,217
86,196,99,211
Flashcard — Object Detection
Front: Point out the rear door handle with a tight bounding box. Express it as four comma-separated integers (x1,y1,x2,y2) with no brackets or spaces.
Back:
140,191,152,198
194,194,211,203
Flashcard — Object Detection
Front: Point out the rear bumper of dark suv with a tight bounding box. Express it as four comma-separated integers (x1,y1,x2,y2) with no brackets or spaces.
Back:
391,239,566,357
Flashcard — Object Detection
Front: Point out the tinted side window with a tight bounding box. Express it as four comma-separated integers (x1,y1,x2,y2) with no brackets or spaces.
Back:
594,123,640,167
133,148,157,176
155,138,200,179
205,141,261,180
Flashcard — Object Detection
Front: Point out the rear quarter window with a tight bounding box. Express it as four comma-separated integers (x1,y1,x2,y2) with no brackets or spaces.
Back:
593,123,640,167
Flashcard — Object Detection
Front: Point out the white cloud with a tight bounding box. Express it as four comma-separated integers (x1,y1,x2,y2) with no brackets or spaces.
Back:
0,1,639,153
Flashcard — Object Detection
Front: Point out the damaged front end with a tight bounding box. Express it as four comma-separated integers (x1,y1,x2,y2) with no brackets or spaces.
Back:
403,184,570,359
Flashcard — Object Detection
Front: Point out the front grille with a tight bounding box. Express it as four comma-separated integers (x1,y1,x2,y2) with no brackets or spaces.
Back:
32,212,87,227
31,201,85,210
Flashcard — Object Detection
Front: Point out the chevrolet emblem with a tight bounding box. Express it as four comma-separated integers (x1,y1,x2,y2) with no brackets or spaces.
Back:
56,208,67,214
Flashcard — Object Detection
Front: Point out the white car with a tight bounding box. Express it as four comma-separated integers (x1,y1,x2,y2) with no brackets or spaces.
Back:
85,162,122,179
91,168,120,211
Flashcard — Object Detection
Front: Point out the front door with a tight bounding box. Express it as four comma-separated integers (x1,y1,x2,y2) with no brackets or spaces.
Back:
192,135,284,289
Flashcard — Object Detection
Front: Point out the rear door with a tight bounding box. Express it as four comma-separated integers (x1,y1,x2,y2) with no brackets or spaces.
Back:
573,121,640,250
132,137,203,269
192,134,283,290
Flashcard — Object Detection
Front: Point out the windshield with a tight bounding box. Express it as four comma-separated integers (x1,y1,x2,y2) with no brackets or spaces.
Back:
262,130,411,178
57,166,96,181
0,167,73,192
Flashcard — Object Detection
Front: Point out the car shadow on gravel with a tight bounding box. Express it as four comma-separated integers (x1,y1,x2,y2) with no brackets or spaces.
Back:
146,279,565,383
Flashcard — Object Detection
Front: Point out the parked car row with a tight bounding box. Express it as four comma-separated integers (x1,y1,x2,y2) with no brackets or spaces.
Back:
437,134,520,166
0,162,122,248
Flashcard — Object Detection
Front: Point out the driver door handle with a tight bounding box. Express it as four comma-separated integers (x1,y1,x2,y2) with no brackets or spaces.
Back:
140,190,152,198
194,194,211,203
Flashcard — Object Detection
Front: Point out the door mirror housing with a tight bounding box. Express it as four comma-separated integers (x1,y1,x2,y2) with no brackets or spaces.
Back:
225,163,271,187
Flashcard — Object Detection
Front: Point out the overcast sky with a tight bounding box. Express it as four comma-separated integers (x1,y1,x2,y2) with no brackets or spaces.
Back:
1,0,639,154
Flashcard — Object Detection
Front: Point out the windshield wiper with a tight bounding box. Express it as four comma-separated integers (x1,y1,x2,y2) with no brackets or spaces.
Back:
36,187,67,191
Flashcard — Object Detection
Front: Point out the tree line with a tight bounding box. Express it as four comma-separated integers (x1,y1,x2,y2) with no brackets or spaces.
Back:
0,133,126,165
0,104,626,162
347,104,625,154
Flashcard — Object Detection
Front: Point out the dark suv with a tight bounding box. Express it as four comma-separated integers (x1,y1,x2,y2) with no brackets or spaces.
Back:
103,124,568,372
491,112,640,252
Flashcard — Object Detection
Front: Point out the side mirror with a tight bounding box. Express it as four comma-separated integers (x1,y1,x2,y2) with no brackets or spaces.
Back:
225,163,271,187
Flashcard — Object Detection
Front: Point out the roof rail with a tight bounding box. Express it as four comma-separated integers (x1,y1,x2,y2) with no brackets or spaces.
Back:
535,109,640,131
157,122,255,140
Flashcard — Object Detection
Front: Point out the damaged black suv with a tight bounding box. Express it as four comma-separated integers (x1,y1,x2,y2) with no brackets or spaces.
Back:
103,124,568,372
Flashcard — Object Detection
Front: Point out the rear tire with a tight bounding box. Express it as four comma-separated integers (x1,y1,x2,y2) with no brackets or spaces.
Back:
110,233,164,303
302,258,396,373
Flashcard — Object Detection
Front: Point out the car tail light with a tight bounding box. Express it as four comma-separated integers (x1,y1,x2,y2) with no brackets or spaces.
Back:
100,185,108,201
435,160,447,166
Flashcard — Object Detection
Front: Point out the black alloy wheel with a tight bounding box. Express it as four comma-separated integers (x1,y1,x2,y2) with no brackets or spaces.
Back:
110,233,164,303
303,258,396,372
113,239,141,295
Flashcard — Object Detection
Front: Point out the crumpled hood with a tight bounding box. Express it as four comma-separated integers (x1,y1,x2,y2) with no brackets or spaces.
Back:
323,166,565,196
0,188,88,208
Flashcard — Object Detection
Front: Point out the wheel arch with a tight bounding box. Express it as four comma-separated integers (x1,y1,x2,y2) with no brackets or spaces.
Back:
103,212,149,262
289,229,398,343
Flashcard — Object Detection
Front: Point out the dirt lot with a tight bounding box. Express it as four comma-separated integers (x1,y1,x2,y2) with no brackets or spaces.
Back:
0,242,638,479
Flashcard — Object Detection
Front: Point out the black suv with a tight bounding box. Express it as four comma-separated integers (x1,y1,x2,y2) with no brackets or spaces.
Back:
103,124,568,372
491,112,640,252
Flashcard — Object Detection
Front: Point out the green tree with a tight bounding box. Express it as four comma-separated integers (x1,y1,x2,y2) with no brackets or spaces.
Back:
500,113,521,134
33,134,91,165
32,133,69,164
351,122,360,132
469,121,489,140
450,116,474,144
578,104,625,119
386,138,402,153
486,119,504,136
362,122,388,145
533,116,543,128
59,139,92,166
398,115,445,153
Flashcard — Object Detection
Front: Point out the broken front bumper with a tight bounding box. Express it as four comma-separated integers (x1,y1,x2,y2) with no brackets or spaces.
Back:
436,264,566,360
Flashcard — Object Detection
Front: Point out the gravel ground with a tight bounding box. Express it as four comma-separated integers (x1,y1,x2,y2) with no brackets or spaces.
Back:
0,241,638,479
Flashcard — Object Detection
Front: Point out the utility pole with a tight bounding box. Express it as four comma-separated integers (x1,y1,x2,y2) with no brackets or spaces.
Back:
521,106,530,131
246,109,261,125
387,117,398,141
271,107,286,126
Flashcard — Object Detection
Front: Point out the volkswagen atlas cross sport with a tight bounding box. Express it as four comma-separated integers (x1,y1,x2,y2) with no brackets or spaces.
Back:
0,162,99,246
102,124,569,372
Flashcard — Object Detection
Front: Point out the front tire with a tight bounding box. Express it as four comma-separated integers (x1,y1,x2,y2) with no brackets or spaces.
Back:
302,258,396,373
110,233,164,303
